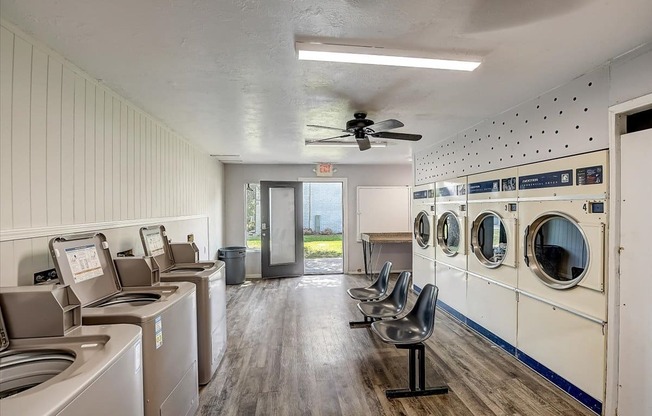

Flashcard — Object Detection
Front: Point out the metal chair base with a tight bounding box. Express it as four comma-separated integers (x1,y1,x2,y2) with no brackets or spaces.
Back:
386,343,449,399
349,315,374,328
386,386,449,399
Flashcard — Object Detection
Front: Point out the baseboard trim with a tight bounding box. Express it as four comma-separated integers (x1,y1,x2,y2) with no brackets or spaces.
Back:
0,215,208,242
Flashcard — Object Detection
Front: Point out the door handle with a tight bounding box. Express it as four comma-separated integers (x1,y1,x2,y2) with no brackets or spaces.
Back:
523,225,530,266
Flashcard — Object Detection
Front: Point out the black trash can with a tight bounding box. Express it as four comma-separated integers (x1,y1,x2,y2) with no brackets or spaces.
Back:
218,246,247,285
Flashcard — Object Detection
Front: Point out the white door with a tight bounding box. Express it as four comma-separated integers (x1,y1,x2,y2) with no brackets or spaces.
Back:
619,127,652,416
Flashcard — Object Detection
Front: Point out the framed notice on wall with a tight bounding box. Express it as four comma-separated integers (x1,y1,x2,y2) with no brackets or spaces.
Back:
356,186,411,241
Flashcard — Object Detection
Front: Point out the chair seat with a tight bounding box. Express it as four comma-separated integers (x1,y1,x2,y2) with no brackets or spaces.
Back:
347,287,383,301
371,316,429,345
357,298,401,318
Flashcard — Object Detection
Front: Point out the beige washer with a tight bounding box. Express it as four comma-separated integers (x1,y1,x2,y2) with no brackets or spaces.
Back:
50,233,199,416
0,285,143,416
139,225,227,386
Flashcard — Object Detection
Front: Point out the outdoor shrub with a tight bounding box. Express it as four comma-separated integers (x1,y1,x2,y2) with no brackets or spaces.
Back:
320,228,333,235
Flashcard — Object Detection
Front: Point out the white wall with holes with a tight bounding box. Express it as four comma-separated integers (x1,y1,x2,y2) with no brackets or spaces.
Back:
415,67,609,184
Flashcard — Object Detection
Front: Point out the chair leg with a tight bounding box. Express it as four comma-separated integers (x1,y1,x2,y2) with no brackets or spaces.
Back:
386,343,449,399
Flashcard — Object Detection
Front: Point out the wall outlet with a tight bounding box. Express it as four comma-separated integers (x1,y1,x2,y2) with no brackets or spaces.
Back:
116,248,134,257
34,268,58,285
187,234,194,243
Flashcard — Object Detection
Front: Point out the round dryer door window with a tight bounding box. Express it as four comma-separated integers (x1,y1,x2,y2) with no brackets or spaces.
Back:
526,213,589,289
437,211,461,256
413,211,431,248
472,212,507,268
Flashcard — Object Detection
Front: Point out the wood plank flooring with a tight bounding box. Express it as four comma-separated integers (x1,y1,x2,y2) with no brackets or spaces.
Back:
198,274,594,416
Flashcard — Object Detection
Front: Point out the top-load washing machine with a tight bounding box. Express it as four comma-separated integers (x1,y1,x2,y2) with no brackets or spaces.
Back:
466,167,519,349
412,184,436,290
139,225,227,386
49,233,199,416
0,284,143,416
434,177,468,315
516,150,609,410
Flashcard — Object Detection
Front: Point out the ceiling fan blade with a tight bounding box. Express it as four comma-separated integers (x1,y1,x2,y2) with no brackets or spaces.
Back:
368,119,404,132
356,136,371,151
307,124,348,133
372,132,422,141
306,133,353,143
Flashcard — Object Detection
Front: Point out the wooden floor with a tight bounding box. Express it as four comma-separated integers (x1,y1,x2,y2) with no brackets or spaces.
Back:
198,274,594,416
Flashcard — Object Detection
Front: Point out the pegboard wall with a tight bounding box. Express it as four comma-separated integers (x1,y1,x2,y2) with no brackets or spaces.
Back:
415,66,609,185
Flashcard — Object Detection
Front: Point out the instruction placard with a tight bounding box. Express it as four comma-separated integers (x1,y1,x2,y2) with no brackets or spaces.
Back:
146,233,166,257
155,316,163,349
65,245,103,283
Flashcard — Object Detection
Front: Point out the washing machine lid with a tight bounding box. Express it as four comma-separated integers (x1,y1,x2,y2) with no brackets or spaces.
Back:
0,307,9,352
50,233,122,307
139,225,174,272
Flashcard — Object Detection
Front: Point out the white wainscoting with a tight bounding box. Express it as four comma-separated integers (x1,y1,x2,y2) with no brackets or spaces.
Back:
0,21,224,286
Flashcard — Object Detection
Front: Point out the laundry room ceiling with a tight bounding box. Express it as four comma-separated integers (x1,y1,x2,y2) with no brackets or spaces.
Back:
1,0,651,164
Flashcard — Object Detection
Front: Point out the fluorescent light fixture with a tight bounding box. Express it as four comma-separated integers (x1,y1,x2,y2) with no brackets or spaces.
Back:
305,141,387,148
296,42,481,71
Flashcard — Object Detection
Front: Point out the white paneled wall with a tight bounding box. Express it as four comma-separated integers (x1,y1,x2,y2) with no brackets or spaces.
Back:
0,21,224,286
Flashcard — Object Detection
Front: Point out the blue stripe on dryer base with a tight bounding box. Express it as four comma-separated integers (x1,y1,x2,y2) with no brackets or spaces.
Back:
516,350,602,415
432,298,602,415
436,300,467,324
466,318,517,356
413,284,422,294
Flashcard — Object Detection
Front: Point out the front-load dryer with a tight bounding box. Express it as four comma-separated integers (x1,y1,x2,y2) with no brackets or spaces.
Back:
412,184,435,290
466,167,519,348
138,225,227,386
516,150,608,409
412,184,435,260
467,167,519,287
517,150,608,319
434,177,468,316
50,233,199,416
0,285,143,416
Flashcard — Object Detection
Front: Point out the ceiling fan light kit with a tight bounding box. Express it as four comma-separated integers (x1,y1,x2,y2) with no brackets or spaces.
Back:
296,42,481,71
305,141,388,148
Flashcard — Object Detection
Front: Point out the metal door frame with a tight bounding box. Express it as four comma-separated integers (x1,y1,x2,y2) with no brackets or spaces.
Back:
260,181,304,278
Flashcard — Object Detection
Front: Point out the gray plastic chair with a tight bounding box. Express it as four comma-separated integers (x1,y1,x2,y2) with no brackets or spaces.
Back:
346,261,392,301
357,271,412,320
371,284,449,399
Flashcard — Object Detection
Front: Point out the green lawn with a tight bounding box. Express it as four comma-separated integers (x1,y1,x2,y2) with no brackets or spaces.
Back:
246,234,342,258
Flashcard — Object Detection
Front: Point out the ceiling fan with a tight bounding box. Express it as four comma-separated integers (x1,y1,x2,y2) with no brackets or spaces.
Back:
306,112,422,151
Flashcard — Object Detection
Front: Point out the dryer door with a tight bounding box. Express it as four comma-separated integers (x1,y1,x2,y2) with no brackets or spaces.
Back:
413,210,431,249
471,211,511,268
437,211,464,256
524,212,597,290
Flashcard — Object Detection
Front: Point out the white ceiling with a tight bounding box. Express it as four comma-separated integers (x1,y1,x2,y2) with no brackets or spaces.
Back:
2,0,651,164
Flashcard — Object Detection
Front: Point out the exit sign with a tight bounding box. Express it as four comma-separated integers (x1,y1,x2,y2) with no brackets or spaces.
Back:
316,163,334,177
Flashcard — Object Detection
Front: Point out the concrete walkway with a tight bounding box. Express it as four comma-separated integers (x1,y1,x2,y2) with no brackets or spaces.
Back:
304,257,343,275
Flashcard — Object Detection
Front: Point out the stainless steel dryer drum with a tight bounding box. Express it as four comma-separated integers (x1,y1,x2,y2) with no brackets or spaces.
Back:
0,286,144,416
140,225,227,386
411,184,436,290
50,233,199,416
434,177,468,315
